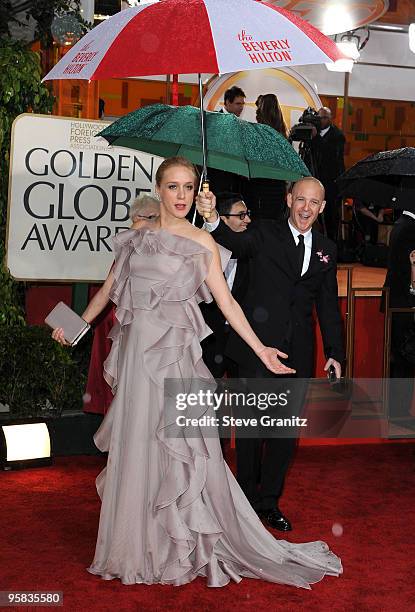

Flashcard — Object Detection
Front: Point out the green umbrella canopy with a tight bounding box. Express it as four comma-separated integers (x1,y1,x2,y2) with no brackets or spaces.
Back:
98,104,310,181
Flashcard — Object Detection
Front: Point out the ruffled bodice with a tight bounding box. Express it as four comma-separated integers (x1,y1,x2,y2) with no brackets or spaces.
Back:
103,227,230,393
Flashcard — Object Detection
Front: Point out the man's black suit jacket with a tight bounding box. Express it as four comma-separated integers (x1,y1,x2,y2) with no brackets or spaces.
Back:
311,124,345,189
211,219,345,377
384,214,415,309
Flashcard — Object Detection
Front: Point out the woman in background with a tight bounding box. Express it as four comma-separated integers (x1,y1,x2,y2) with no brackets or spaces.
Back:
256,93,288,138
242,93,288,221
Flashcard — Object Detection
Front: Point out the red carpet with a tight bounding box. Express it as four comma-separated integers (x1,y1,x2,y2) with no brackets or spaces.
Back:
2,443,414,611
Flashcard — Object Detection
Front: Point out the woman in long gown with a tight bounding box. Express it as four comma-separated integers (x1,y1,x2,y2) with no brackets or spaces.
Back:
52,156,342,588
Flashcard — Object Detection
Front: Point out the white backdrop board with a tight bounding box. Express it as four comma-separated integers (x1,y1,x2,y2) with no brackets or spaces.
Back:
6,114,163,282
204,67,321,127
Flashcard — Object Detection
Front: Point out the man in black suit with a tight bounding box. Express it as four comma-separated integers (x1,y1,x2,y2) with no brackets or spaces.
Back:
384,211,415,418
197,177,345,530
310,107,345,241
201,192,251,378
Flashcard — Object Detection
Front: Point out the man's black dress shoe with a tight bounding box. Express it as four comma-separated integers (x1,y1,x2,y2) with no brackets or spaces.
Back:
257,508,292,531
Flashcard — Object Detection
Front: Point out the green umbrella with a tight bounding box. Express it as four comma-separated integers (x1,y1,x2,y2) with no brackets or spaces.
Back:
98,104,310,182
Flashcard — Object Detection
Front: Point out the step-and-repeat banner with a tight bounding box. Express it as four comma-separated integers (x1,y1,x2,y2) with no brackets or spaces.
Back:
7,114,162,281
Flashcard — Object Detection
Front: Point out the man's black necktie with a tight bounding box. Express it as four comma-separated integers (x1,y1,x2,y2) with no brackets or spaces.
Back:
297,234,305,276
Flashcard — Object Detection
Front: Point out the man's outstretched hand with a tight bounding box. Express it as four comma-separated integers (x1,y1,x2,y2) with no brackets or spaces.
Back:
256,347,296,375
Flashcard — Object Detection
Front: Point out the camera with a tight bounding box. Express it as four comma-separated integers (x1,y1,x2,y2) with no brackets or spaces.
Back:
289,107,322,142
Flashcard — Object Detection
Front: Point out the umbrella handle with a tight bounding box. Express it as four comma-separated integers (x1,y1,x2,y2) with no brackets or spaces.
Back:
202,179,212,219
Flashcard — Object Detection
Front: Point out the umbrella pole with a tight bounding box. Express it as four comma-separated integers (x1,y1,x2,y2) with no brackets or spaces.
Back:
198,73,211,218
198,73,208,182
165,74,171,105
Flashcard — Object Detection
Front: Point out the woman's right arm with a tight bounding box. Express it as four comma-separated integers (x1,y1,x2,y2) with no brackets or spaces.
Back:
51,266,115,345
81,266,115,324
198,233,295,375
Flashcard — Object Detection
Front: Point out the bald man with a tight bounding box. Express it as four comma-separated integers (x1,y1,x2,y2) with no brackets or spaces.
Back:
309,106,345,241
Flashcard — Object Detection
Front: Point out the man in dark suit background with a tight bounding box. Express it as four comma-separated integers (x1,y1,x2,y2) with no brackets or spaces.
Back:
209,86,247,196
201,192,251,378
310,107,345,241
220,86,246,117
383,210,415,418
197,177,345,530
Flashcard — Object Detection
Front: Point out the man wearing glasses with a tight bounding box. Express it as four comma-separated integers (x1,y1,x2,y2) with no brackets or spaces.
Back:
201,192,251,379
220,194,251,230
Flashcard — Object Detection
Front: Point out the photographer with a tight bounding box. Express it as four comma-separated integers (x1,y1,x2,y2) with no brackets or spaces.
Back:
310,107,346,241
290,107,345,241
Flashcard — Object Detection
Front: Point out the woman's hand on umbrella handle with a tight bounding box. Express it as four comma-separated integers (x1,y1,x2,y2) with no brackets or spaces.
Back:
196,190,218,222
256,346,296,375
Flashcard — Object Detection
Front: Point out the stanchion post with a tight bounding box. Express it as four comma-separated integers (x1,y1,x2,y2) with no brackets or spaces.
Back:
339,264,354,378
347,278,356,379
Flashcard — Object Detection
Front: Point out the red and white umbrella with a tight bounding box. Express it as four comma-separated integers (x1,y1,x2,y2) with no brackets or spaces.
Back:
43,0,345,82
43,0,345,197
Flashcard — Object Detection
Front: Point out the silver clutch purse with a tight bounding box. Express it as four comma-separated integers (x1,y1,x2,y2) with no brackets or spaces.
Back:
45,301,90,346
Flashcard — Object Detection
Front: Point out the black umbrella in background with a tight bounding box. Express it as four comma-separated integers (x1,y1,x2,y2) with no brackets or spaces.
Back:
337,147,415,212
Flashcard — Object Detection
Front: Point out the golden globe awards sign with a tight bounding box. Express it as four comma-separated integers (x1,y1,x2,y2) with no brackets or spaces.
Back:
6,114,162,281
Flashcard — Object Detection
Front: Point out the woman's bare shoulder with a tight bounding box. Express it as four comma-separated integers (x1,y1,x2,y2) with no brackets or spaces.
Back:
185,226,217,253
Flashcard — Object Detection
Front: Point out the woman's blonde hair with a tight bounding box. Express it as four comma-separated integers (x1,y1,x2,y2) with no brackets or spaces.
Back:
155,156,199,187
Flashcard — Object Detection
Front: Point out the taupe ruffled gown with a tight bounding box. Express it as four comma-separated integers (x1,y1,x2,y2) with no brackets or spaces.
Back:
88,228,342,588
